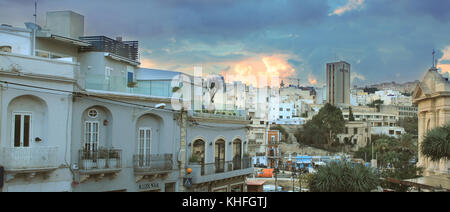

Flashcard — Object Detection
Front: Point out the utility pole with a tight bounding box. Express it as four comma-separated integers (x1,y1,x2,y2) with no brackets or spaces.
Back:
32,0,37,56
179,108,187,192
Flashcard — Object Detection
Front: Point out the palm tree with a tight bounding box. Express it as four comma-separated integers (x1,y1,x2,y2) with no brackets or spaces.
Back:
397,134,416,154
421,124,450,162
308,162,379,192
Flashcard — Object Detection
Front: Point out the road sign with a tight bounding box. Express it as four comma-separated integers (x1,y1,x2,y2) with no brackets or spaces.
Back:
183,177,192,187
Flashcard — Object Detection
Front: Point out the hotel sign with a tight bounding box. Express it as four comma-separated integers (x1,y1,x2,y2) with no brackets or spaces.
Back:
138,182,160,191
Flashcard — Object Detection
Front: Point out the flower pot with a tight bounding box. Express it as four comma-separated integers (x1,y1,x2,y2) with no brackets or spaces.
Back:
97,159,107,169
83,159,94,170
109,158,118,168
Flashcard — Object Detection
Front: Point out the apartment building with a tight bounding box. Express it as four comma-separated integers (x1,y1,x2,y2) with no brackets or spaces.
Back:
185,111,252,192
326,61,351,105
0,23,81,192
341,107,406,138
266,130,281,168
337,121,371,151
0,10,253,192
379,105,418,119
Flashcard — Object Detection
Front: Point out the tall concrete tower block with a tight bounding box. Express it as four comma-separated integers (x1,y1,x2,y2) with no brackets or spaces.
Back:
326,61,350,105
45,11,84,40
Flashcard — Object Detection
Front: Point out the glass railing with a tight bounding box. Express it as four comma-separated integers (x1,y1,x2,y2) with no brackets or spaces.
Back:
83,74,175,99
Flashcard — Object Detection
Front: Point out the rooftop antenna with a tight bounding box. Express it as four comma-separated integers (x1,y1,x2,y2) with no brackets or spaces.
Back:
33,0,37,25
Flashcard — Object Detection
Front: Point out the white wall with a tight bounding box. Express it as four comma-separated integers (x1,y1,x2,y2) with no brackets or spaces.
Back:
0,28,31,55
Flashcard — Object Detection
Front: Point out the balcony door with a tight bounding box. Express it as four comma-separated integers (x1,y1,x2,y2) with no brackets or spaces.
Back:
215,140,225,173
138,128,151,166
84,121,99,151
233,140,242,170
12,112,32,147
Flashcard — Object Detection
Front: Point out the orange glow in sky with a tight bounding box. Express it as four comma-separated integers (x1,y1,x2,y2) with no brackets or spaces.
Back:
308,74,317,85
222,55,296,87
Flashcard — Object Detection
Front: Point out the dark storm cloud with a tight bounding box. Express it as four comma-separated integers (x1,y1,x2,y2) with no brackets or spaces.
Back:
1,0,450,85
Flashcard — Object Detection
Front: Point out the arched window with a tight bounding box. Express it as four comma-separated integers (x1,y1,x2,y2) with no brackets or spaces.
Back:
8,95,48,147
135,113,163,163
82,106,112,151
232,139,242,170
192,139,205,164
215,139,226,173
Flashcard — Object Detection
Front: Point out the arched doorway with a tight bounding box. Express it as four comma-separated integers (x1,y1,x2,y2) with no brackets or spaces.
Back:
215,139,225,173
79,106,114,170
192,139,205,175
232,139,242,170
81,106,112,151
135,114,163,168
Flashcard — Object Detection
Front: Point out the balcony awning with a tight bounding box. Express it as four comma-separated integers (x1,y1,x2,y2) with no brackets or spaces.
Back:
104,52,140,66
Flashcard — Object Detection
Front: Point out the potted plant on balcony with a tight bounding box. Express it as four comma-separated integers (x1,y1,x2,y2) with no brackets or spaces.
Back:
81,148,94,170
109,149,119,168
127,81,138,88
189,155,200,165
188,155,203,176
97,147,107,169
172,86,180,93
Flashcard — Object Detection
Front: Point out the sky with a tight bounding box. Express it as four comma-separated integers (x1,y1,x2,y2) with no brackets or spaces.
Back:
1,0,450,87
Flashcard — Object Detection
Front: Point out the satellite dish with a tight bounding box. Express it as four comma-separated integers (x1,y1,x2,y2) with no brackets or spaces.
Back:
24,22,41,31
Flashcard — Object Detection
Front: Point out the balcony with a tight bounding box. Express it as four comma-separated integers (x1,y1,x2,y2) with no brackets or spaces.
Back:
190,110,248,121
1,146,59,181
133,154,174,182
0,51,78,80
77,148,122,176
84,73,137,94
188,157,253,184
1,146,59,172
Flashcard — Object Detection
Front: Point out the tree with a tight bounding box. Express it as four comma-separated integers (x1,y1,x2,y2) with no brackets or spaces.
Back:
348,106,355,121
295,121,327,146
311,103,345,146
308,162,379,192
295,103,345,149
354,134,417,168
368,99,384,112
297,173,314,190
421,124,450,162
397,117,418,136
363,87,378,94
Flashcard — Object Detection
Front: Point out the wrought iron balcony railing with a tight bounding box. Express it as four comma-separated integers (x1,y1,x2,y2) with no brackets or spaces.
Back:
191,156,253,176
78,148,122,172
133,154,173,174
